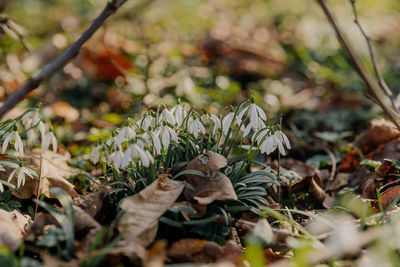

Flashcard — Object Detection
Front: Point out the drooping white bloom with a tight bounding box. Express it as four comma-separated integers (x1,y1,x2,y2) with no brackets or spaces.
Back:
0,182,3,192
209,114,221,135
187,117,206,138
236,103,267,126
242,117,266,137
90,145,102,164
156,125,178,148
142,131,161,154
171,104,187,127
122,144,152,168
2,130,24,156
258,130,290,155
222,112,235,136
6,162,36,188
41,131,58,153
274,130,291,150
108,149,124,169
136,115,154,131
160,108,176,125
38,121,46,140
115,126,135,146
26,129,38,146
22,110,40,129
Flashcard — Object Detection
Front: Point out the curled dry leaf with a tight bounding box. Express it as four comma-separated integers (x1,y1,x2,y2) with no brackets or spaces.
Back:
279,159,325,203
0,149,78,199
183,151,237,206
73,186,108,218
118,176,184,247
0,209,32,251
379,185,400,210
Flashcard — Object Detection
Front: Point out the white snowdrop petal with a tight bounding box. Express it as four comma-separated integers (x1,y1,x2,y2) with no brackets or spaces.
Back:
50,133,57,153
8,169,17,183
243,123,252,137
2,132,12,153
236,107,248,125
255,105,267,121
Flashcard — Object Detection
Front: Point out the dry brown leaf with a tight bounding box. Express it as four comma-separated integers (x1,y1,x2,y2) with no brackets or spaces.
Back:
0,209,31,251
51,101,80,123
354,119,400,150
145,240,167,267
0,149,78,199
167,239,221,263
183,151,237,206
73,186,108,218
279,159,325,203
118,176,184,247
187,172,238,205
379,185,400,210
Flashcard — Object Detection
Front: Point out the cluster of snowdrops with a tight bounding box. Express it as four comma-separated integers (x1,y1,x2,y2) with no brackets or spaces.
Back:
90,99,291,170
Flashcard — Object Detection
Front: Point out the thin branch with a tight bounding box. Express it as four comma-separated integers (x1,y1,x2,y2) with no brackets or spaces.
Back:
349,0,399,113
315,0,400,131
0,0,128,118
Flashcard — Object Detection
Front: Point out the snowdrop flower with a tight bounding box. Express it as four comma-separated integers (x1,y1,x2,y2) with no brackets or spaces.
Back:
115,126,135,146
160,107,176,125
6,162,37,188
236,101,267,137
142,131,162,154
38,121,46,140
242,117,266,137
209,114,221,135
108,148,123,169
26,129,38,146
187,117,206,138
156,124,178,148
41,131,58,153
90,144,102,164
258,130,290,155
171,104,187,127
22,110,40,129
122,143,151,168
2,129,24,156
222,112,235,136
0,182,3,192
136,114,154,131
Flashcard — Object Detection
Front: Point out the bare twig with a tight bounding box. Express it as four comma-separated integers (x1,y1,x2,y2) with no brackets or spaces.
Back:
0,0,128,118
349,0,399,113
315,0,400,131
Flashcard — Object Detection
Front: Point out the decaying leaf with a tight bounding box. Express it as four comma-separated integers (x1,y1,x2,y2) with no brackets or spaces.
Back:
0,149,78,199
278,159,326,203
73,186,108,218
118,176,184,247
353,119,400,151
0,209,31,251
167,239,242,264
379,185,400,210
167,239,221,263
183,151,237,205
145,240,167,267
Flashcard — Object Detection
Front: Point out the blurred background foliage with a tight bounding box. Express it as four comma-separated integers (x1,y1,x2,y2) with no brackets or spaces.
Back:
1,0,400,154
